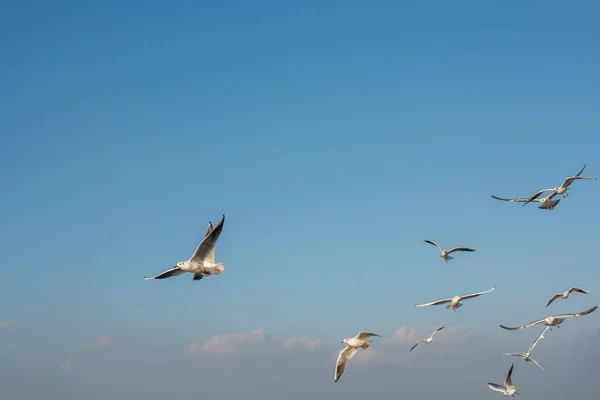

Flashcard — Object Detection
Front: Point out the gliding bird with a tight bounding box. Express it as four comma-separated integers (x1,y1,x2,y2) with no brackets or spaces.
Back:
409,326,444,352
545,287,589,308
487,363,518,397
499,305,598,331
415,287,496,311
523,164,597,206
334,331,381,382
423,240,476,262
502,326,549,370
144,215,225,281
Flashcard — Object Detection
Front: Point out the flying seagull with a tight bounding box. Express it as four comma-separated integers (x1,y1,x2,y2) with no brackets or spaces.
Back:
415,287,496,311
423,240,476,262
490,194,560,210
487,363,518,397
499,305,598,331
545,287,589,308
144,215,225,281
409,326,444,353
502,326,550,370
334,331,381,382
523,164,597,206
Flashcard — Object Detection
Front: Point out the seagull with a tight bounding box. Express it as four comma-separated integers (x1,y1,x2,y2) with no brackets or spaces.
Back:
523,164,597,206
502,326,550,370
423,240,476,262
490,194,561,210
334,331,381,382
499,305,598,331
409,326,444,352
415,287,495,311
487,363,518,397
144,215,225,281
545,287,589,308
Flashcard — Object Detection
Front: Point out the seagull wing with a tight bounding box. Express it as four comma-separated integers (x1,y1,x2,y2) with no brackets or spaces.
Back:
491,195,536,203
190,215,225,263
356,332,381,340
501,352,526,357
334,345,358,382
487,383,507,394
203,221,214,238
446,247,476,254
569,287,589,295
143,267,185,280
430,326,444,338
529,326,550,353
545,293,562,307
409,339,427,352
529,357,545,370
504,363,515,388
415,298,453,307
203,221,215,262
500,318,545,331
554,305,598,319
423,240,443,253
561,175,597,189
459,286,496,301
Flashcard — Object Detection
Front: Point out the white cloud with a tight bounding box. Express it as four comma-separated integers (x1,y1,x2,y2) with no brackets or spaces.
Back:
0,320,9,330
58,358,74,372
185,328,320,359
81,335,112,348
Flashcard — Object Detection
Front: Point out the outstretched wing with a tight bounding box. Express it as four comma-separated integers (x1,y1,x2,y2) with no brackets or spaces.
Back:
490,195,533,203
334,346,358,382
447,247,476,254
501,352,526,357
500,318,545,331
143,267,185,280
460,286,496,301
504,363,515,388
203,222,215,262
487,383,506,393
529,326,550,353
423,240,443,253
545,293,562,307
356,331,381,340
569,287,589,295
554,305,598,319
415,298,453,307
190,215,225,263
409,340,426,353
430,326,444,338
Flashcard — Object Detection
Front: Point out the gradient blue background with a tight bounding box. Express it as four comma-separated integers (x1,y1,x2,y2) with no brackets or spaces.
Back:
1,1,599,399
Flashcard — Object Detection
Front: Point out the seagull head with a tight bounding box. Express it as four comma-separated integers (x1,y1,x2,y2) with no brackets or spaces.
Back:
341,338,349,344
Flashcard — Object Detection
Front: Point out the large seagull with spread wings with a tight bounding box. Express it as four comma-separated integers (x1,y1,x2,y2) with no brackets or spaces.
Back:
415,287,496,311
144,215,225,281
499,306,598,331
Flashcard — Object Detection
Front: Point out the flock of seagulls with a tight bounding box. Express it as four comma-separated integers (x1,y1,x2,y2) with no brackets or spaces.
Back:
142,165,598,395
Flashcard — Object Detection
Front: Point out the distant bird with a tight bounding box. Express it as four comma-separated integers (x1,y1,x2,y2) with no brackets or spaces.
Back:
523,164,597,206
502,326,550,370
500,306,598,331
487,363,518,397
545,287,589,308
423,240,476,262
144,215,225,281
490,194,561,210
334,331,381,382
409,326,444,352
415,287,496,311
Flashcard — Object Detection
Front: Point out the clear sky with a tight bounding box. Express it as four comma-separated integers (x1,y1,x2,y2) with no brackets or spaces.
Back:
1,1,600,399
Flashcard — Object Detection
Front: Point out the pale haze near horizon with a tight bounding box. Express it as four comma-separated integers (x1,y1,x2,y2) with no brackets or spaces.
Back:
1,1,600,399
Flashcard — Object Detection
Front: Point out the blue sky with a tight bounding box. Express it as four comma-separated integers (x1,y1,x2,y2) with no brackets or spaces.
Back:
1,1,600,398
